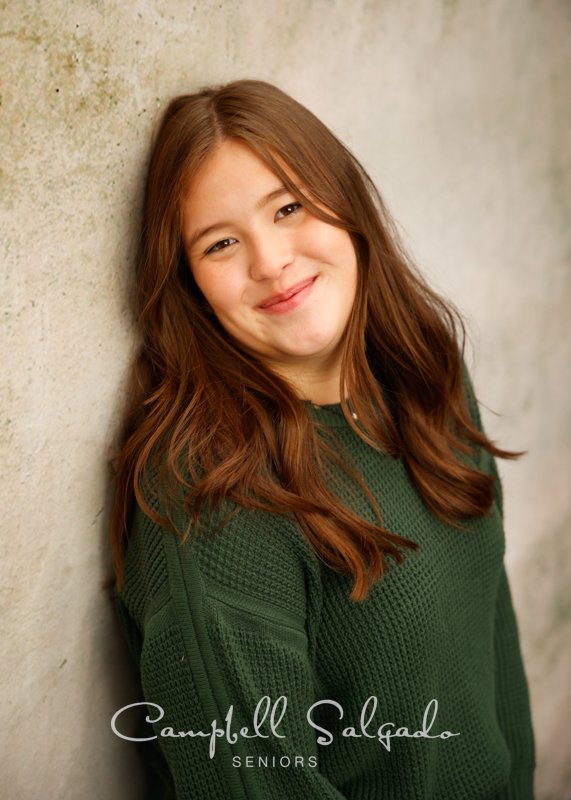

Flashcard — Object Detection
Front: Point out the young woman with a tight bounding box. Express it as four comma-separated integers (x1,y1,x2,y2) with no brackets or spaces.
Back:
110,79,535,799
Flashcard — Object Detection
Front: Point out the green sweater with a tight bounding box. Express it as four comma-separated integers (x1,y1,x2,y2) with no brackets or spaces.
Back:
114,371,535,799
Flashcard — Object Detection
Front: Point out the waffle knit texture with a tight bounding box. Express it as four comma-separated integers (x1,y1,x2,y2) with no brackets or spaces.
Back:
114,367,535,799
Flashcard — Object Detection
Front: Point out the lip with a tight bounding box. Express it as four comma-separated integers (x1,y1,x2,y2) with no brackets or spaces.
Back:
257,276,317,312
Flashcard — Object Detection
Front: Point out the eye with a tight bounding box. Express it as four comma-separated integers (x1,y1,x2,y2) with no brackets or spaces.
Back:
205,237,237,255
275,202,302,220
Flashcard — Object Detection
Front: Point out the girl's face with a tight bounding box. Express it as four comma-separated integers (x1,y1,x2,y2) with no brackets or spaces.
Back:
182,139,358,394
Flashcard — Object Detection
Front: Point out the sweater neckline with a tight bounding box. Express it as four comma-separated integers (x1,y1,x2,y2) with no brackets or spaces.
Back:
305,400,358,428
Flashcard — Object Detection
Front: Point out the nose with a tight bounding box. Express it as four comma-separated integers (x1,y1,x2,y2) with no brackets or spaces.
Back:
248,231,293,281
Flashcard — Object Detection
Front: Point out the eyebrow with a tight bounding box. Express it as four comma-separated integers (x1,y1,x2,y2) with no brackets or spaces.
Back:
186,186,291,251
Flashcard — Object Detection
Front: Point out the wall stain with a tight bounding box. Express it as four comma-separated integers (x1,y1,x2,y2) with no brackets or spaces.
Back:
0,28,42,46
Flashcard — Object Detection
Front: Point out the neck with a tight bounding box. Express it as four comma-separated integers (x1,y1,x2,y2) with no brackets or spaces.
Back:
286,371,343,405
301,376,342,405
264,354,344,405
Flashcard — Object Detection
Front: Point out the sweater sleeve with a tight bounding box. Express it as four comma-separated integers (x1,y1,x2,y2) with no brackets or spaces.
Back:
461,362,536,797
114,590,177,800
116,501,348,800
492,565,536,799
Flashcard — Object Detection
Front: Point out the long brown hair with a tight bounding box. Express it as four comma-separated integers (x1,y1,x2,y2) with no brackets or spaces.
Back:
110,79,523,601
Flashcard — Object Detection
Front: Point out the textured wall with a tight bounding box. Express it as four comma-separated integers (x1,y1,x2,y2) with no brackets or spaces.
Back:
1,1,570,798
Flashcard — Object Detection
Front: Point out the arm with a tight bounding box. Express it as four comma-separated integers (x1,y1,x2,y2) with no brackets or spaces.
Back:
461,361,536,797
114,591,177,800
492,565,536,799
115,503,349,800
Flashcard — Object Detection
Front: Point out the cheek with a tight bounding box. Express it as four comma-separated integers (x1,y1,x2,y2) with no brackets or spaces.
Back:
298,220,335,252
191,264,244,317
300,220,355,263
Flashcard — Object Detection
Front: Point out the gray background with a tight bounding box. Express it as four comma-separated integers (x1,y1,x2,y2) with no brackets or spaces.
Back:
1,1,570,798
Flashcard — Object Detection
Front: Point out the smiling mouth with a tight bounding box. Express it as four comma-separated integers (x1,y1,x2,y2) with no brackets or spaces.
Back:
258,276,317,309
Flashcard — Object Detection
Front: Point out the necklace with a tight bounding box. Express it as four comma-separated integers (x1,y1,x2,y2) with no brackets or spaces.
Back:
310,401,359,421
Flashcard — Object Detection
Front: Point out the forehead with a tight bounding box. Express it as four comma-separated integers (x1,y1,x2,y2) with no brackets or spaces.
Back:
186,140,281,202
181,141,305,244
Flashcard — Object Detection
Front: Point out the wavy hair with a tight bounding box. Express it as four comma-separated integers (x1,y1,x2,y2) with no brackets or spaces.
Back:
109,79,523,601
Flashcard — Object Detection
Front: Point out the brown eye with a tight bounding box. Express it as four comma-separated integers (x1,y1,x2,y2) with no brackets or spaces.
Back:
206,237,237,255
275,202,301,220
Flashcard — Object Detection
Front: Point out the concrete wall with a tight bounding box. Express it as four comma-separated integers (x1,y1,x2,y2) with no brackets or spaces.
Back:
1,1,569,797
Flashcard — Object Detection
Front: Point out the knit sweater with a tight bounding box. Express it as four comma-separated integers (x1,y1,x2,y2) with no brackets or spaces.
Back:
113,369,536,799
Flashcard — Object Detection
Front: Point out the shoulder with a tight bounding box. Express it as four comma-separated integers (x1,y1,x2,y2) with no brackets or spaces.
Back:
120,496,325,656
